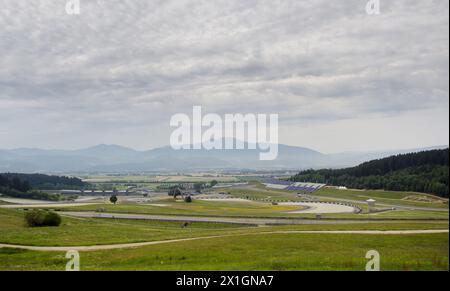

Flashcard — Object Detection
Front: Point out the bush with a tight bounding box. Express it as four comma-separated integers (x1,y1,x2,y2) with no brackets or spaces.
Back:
25,210,62,227
184,196,193,203
43,211,62,226
24,209,46,227
110,195,118,204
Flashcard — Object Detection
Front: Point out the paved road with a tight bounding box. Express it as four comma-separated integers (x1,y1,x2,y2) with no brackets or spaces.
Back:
279,201,357,214
0,229,447,252
0,198,58,204
318,196,449,212
0,202,101,209
198,198,359,214
62,211,363,225
60,211,446,226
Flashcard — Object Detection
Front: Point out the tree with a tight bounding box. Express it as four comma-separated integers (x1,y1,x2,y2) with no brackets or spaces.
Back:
110,195,118,204
290,149,449,197
210,180,218,187
168,187,182,199
0,173,86,190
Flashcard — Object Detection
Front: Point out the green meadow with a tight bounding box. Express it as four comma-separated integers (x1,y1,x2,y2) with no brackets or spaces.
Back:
0,206,448,271
0,232,447,271
0,178,448,271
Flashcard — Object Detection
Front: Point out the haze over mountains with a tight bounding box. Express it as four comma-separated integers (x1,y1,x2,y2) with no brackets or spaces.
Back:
1,142,447,174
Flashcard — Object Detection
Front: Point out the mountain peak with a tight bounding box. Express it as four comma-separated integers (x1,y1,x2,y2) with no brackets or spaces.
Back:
82,144,136,151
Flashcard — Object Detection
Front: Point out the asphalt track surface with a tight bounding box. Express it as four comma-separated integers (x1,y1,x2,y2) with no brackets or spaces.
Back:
60,211,380,225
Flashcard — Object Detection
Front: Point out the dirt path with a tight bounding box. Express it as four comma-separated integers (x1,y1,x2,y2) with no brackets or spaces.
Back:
0,229,447,252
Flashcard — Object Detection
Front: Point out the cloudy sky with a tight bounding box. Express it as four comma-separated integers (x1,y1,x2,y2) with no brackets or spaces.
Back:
0,0,448,153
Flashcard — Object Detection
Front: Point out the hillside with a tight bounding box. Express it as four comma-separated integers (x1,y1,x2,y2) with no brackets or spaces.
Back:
290,149,449,197
0,173,84,201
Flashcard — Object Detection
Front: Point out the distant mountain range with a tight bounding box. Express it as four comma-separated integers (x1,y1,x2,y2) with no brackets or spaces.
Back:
0,143,448,173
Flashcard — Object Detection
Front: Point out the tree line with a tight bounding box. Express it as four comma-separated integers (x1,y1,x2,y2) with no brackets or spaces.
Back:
290,149,449,197
0,173,85,201
0,173,86,190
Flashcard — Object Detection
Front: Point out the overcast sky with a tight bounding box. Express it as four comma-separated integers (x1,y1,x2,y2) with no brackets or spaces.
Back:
0,0,448,153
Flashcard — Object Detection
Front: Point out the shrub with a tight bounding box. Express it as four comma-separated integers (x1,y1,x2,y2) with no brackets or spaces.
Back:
24,209,46,227
25,209,62,227
43,211,62,226
184,196,193,203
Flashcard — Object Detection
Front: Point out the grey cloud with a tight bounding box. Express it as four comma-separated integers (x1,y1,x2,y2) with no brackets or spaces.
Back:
0,0,448,150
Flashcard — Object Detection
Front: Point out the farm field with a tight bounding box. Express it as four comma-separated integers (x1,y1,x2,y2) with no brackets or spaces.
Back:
82,174,240,184
81,174,243,191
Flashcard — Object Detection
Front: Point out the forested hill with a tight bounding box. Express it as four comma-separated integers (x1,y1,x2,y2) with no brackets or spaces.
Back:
0,173,86,190
290,149,449,197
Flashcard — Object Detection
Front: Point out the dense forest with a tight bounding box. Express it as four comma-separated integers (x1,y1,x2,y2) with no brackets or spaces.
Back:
0,173,86,201
0,173,86,190
290,149,449,197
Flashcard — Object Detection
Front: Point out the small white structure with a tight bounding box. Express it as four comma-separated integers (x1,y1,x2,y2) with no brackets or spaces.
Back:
367,199,376,212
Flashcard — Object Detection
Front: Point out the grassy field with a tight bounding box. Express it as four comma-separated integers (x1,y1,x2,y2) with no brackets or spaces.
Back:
370,210,449,219
1,208,448,247
59,202,448,220
62,199,309,218
0,208,254,247
0,207,448,270
0,233,447,271
1,179,449,271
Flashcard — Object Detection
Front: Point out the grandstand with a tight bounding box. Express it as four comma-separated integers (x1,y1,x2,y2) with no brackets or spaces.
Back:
263,179,326,193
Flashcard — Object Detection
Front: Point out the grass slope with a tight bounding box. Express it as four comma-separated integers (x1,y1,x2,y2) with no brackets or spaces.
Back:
0,233,447,271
